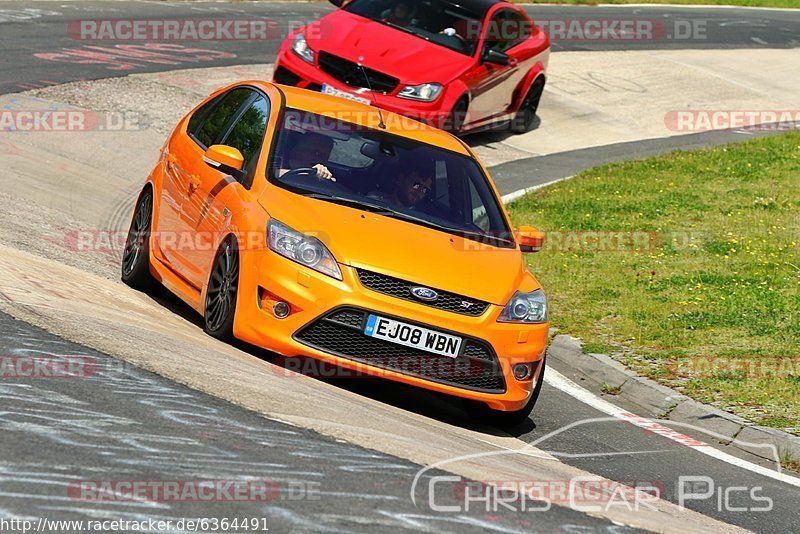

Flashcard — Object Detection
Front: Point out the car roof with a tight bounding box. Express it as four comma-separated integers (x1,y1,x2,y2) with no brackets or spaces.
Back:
268,82,472,157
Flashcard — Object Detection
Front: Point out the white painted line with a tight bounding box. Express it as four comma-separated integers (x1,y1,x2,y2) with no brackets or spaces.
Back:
506,171,800,487
500,176,573,205
544,367,800,488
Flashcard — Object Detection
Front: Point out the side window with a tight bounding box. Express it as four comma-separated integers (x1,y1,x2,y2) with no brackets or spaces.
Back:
484,10,529,54
506,11,531,47
187,93,222,135
192,88,252,148
221,95,270,188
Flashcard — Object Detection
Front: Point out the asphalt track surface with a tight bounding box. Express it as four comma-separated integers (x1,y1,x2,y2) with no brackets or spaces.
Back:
0,311,631,533
1,1,800,95
2,1,800,532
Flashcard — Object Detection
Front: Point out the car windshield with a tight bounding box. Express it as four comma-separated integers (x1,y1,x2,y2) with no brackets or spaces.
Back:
270,109,513,248
343,0,483,56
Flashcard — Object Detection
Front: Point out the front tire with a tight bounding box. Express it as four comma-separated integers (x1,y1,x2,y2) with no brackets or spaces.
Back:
121,188,155,291
443,97,469,134
466,357,546,427
204,236,239,340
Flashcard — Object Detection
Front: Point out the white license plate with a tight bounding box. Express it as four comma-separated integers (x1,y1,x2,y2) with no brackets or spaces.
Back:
364,315,462,358
321,83,371,105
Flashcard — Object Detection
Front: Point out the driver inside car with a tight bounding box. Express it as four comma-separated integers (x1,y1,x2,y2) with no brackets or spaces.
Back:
381,1,414,27
278,132,336,181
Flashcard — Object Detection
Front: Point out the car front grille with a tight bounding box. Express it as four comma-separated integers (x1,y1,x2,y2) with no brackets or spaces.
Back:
317,52,399,94
355,269,491,317
273,66,301,86
294,307,505,394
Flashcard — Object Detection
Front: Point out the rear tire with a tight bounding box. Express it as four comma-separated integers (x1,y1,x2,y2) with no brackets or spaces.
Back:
121,188,155,291
511,78,544,134
466,357,546,427
204,236,239,341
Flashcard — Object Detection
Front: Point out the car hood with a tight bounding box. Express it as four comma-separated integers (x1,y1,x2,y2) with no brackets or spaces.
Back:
260,188,527,306
306,10,473,85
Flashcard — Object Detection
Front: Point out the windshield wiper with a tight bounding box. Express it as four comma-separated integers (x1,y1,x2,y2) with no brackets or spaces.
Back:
306,192,513,245
307,192,444,225
380,20,431,42
305,192,392,213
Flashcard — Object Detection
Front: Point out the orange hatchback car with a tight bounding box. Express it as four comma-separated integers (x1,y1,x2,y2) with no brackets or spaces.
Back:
122,81,548,424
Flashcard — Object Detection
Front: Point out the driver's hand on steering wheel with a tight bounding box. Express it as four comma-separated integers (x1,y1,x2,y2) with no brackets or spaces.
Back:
313,163,335,182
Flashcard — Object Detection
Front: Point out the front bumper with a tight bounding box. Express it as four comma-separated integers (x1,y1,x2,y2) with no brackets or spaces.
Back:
234,246,548,412
274,49,454,129
294,306,507,394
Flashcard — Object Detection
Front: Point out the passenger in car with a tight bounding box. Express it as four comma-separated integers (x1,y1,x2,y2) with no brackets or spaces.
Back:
367,159,433,210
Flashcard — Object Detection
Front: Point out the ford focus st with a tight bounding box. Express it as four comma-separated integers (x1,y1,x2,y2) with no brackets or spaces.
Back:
273,0,549,134
122,81,548,424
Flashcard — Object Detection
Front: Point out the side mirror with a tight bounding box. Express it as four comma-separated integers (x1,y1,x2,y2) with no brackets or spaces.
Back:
482,48,510,66
204,145,245,181
329,0,345,7
517,226,544,253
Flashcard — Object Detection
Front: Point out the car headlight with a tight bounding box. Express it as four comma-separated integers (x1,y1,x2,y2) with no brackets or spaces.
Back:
397,83,443,102
267,219,341,280
291,33,315,64
498,290,547,323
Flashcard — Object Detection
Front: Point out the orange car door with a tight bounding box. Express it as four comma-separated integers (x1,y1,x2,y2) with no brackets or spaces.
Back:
156,135,194,275
182,92,271,289
156,87,253,287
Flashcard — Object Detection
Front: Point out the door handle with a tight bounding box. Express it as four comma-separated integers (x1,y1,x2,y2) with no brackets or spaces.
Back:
188,174,201,194
509,57,519,67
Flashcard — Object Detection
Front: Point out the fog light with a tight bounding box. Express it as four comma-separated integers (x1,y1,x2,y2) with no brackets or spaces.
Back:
273,301,290,318
513,363,532,380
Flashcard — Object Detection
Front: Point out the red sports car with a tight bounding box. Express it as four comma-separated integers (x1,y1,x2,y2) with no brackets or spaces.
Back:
274,0,549,134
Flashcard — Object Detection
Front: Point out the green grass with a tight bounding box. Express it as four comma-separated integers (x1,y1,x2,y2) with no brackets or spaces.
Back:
600,382,623,395
507,132,800,433
517,0,799,8
778,449,800,472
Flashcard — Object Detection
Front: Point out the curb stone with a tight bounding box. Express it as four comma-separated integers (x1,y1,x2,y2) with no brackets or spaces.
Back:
546,334,800,466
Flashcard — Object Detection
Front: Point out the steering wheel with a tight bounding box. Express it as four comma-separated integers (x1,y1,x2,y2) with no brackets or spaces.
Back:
281,167,318,180
452,33,467,45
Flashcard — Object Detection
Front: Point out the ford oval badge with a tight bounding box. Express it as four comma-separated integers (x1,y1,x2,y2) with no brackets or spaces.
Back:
410,286,438,302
